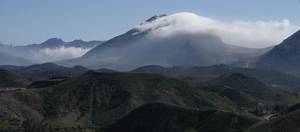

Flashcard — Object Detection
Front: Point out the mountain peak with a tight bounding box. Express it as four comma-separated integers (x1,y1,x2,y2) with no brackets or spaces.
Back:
39,38,65,48
71,39,85,43
42,38,64,45
145,14,167,22
133,12,214,36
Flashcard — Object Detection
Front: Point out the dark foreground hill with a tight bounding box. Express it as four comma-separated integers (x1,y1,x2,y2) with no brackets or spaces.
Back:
132,65,300,92
249,108,300,132
41,71,237,126
0,69,30,88
105,103,258,132
1,70,300,131
0,71,239,131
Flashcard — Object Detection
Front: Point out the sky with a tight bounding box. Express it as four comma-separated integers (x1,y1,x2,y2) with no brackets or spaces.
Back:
0,0,300,46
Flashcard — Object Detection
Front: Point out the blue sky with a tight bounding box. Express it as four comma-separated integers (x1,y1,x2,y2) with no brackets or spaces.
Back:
0,0,300,45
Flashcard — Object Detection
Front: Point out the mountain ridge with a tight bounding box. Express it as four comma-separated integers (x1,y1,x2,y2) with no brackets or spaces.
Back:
0,38,105,65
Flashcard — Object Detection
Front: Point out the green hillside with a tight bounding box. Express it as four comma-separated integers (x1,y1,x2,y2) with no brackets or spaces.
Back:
205,73,299,108
0,71,238,131
105,103,258,132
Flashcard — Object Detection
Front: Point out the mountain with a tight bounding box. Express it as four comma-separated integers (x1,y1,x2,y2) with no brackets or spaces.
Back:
256,30,300,73
132,65,300,92
0,38,105,65
60,13,268,70
104,103,258,132
28,38,65,49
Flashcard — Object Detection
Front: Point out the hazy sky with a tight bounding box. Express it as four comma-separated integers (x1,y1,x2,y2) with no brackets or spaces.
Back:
0,0,300,45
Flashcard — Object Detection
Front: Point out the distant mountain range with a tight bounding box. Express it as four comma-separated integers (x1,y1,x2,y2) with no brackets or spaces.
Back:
0,38,104,65
24,38,103,49
0,63,89,79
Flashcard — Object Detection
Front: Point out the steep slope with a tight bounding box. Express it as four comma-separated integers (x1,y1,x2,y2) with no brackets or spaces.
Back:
105,103,258,132
256,30,300,72
61,13,267,70
0,89,44,131
132,65,300,92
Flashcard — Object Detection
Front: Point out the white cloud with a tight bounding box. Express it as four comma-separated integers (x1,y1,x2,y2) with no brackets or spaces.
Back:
38,47,91,62
135,12,299,48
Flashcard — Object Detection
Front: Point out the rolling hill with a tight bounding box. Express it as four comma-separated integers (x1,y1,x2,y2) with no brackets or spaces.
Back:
0,68,299,131
104,103,258,132
132,65,300,92
41,71,237,126
0,71,239,131
0,63,90,79
205,73,298,108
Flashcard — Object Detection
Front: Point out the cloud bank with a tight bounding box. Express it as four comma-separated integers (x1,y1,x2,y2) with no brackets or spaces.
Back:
38,47,91,62
135,12,299,48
